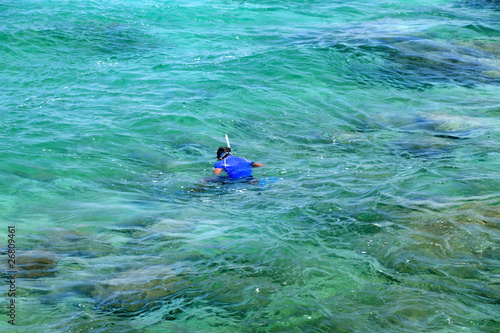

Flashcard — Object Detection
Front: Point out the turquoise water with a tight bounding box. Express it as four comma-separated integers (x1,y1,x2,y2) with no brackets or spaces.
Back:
1,0,499,332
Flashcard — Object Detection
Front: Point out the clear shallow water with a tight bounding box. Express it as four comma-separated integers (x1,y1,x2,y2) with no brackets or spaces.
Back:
1,0,499,332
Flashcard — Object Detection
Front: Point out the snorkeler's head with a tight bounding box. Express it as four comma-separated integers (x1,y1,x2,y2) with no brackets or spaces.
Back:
217,147,231,159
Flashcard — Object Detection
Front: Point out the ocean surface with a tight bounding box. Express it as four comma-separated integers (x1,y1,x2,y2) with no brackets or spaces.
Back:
1,0,499,332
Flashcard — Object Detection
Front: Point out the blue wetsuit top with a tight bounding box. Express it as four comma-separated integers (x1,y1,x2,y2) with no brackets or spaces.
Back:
214,155,253,178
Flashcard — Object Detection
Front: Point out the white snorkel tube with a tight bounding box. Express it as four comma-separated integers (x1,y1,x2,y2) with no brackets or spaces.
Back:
225,134,231,148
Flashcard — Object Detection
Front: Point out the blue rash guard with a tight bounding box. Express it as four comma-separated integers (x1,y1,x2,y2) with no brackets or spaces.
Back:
214,155,253,178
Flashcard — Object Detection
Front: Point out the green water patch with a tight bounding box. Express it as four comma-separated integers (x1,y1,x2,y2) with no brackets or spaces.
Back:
1,0,500,331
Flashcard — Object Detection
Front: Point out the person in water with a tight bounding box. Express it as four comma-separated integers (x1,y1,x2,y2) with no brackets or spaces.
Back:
213,147,264,178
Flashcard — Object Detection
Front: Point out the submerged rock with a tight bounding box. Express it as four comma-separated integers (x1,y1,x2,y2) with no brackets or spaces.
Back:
15,250,59,278
411,113,485,139
147,218,195,234
390,112,490,158
3,162,59,182
14,170,58,182
86,265,191,313
395,136,455,159
42,227,116,258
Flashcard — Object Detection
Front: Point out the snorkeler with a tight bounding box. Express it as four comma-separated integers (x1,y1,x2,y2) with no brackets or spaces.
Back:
213,147,264,178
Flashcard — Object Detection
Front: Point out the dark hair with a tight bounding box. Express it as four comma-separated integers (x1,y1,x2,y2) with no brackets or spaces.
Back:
217,147,231,159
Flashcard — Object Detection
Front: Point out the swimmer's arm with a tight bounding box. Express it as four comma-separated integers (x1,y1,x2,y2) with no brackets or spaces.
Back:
251,162,264,168
213,168,224,175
